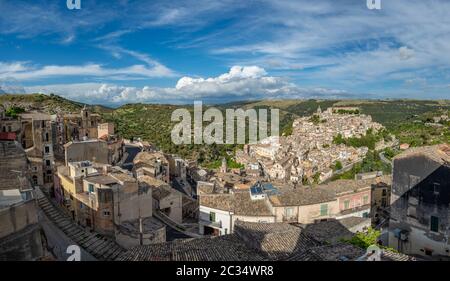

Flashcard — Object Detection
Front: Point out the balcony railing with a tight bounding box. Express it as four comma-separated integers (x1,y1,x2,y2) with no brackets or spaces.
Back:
282,215,297,223
199,219,222,229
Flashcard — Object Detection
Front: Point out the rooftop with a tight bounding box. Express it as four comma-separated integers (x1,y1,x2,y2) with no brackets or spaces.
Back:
85,175,117,186
0,189,23,209
394,144,450,164
301,219,354,244
133,151,168,166
117,217,165,235
109,171,136,183
338,216,371,230
19,112,52,120
116,220,418,262
200,190,273,216
117,234,265,261
287,243,365,261
152,184,174,201
268,176,390,207
138,175,167,187
268,185,335,207
234,221,321,260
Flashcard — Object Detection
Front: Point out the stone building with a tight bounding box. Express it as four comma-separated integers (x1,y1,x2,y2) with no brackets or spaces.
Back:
0,189,45,261
56,160,165,248
197,177,387,236
371,180,391,227
19,113,55,191
139,176,183,224
388,144,450,260
65,136,124,167
62,106,101,142
133,151,170,184
166,155,187,181
0,140,46,261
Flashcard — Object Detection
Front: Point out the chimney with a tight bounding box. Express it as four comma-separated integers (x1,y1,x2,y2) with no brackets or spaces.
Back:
102,165,112,175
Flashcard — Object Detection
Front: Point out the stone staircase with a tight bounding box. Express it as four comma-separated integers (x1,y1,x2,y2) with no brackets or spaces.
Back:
35,188,125,261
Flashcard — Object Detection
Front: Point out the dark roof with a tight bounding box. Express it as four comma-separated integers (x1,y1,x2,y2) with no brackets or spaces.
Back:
116,234,265,261
301,219,354,244
338,216,371,230
288,243,365,261
234,221,321,260
116,220,418,262
152,185,172,201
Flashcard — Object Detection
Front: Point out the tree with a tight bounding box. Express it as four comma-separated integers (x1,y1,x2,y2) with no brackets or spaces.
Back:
5,106,25,118
334,161,343,170
312,172,321,184
342,227,381,249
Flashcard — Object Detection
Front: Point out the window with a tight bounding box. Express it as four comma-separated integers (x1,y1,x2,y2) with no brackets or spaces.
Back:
320,204,328,216
344,200,350,210
430,216,439,232
45,132,49,142
285,207,294,218
363,195,369,205
103,210,111,217
381,197,387,207
32,176,38,186
80,203,84,209
382,189,387,196
44,146,50,154
209,212,216,222
7,126,11,132
433,183,440,196
88,184,94,193
45,160,51,167
224,228,228,235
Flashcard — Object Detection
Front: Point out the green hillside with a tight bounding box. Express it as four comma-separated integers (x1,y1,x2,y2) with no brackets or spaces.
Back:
1,94,449,166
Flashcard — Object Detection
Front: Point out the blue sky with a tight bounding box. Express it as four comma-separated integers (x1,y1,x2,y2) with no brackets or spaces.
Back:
0,0,449,105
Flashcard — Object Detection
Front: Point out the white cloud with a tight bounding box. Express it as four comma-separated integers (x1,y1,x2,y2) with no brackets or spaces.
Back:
0,61,175,81
209,0,450,89
399,46,415,61
26,66,348,105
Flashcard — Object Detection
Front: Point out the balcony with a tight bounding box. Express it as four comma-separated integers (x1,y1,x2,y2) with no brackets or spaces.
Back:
282,215,297,223
199,219,222,229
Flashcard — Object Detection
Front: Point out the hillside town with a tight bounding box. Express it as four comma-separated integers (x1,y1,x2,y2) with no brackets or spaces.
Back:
0,103,449,262
236,106,394,184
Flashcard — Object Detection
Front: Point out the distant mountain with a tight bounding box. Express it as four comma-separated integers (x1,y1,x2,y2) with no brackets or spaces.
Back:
0,93,84,114
0,78,26,94
1,94,449,165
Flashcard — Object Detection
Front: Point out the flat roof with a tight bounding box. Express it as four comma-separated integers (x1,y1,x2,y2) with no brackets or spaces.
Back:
85,175,117,186
0,189,24,208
